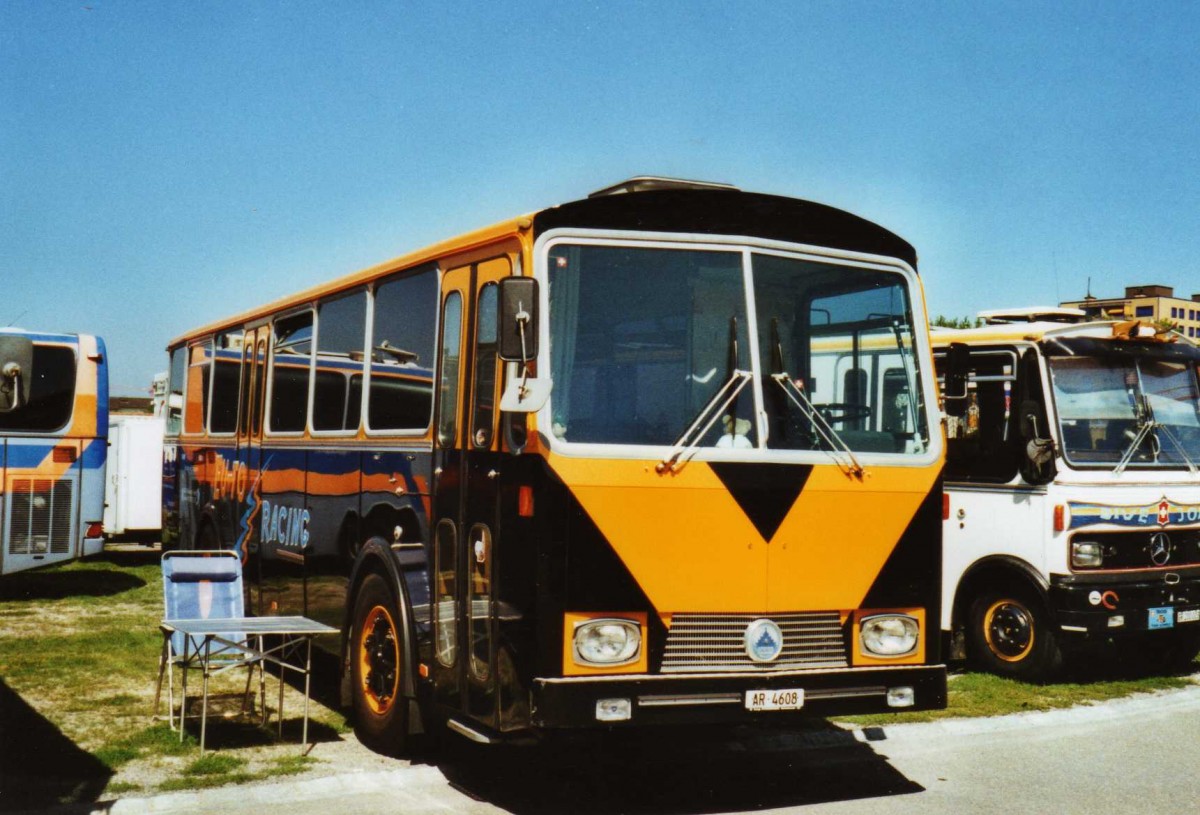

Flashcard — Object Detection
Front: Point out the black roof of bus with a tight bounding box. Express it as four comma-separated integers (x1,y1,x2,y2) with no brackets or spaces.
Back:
532,188,918,269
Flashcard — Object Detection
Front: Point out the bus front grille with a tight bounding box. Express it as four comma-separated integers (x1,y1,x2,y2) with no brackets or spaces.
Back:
661,612,848,673
8,479,75,556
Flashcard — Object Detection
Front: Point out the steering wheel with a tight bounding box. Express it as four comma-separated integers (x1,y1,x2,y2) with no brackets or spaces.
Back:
813,402,871,423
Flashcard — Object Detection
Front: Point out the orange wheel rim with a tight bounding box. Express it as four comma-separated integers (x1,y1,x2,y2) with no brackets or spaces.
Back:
983,599,1035,663
358,605,400,714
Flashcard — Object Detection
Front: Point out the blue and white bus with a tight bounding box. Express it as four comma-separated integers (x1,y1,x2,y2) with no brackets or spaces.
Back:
0,329,108,576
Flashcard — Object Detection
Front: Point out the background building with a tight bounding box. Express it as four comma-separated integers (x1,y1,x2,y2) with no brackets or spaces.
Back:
1062,284,1200,339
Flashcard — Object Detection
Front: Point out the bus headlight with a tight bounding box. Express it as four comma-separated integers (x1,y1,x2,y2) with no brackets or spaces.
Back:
1071,541,1103,568
860,615,919,657
573,618,641,666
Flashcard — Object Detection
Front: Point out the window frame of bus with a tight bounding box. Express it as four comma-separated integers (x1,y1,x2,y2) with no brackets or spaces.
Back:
363,264,439,438
310,287,369,438
166,345,187,437
183,339,212,436
0,341,78,433
533,230,940,466
207,331,243,437
267,307,315,437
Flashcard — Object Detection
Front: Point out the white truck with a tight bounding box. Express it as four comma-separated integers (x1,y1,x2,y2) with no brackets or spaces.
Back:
935,309,1200,679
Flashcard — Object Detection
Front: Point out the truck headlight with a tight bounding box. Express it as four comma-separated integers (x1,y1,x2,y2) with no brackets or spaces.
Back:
574,619,641,666
1071,541,1103,568
860,615,919,657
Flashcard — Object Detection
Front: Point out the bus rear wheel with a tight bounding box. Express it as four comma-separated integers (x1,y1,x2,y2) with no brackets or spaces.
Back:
968,587,1062,682
351,573,410,755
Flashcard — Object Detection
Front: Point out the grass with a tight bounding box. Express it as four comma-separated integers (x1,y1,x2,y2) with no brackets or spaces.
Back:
0,550,342,805
841,666,1197,727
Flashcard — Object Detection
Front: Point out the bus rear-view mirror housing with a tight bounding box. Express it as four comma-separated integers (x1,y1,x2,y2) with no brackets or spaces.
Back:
498,276,551,413
0,336,33,412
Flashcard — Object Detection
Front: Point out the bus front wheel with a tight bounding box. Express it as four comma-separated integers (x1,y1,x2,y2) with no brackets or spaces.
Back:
968,587,1063,682
351,573,410,756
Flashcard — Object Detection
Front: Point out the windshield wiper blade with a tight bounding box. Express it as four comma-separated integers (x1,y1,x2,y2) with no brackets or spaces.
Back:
657,370,753,474
772,372,865,479
1154,422,1199,474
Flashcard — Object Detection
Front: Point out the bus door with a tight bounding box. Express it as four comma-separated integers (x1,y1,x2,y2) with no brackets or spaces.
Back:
430,256,510,729
236,325,268,608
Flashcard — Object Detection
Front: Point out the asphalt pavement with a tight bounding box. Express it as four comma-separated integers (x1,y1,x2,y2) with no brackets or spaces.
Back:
30,682,1200,815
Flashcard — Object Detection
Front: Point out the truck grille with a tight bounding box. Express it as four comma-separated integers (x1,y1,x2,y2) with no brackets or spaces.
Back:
661,612,848,673
8,478,75,556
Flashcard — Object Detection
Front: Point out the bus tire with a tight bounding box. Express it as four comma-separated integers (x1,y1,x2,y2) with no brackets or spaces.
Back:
968,586,1062,681
351,572,410,756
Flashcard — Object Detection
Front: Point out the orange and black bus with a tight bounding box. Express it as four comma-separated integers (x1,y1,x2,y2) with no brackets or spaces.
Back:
162,177,947,753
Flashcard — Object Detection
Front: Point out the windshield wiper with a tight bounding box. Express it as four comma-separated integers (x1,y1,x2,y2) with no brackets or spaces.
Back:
771,372,865,479
658,317,752,474
1115,392,1197,475
657,369,752,474
887,318,924,452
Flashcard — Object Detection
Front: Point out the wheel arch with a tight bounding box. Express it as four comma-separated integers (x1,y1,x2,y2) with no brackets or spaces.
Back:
952,555,1050,630
343,537,419,711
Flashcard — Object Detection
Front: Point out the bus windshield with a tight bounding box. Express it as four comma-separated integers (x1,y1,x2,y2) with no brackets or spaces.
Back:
1048,355,1200,469
546,242,928,455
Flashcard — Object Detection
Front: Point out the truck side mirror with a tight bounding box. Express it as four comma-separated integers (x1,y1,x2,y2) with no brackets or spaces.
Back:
942,342,970,417
0,335,34,412
498,277,539,363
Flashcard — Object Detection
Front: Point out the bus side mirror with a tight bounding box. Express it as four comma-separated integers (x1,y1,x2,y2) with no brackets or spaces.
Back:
942,342,970,417
498,276,552,413
498,277,539,363
0,335,33,412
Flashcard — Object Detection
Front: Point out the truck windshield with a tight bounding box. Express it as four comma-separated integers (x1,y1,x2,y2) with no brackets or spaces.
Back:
546,242,928,455
1048,355,1200,469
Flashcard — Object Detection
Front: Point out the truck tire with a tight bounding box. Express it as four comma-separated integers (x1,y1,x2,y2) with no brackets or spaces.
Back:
351,572,410,756
968,586,1063,681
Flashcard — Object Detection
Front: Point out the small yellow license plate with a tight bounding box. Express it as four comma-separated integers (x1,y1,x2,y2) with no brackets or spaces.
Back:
745,688,805,711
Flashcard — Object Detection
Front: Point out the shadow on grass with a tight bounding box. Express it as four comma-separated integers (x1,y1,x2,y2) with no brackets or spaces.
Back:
0,567,146,602
0,678,111,811
174,691,344,750
436,722,922,815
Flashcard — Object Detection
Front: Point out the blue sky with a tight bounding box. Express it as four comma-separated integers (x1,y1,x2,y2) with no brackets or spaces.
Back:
4,2,1200,394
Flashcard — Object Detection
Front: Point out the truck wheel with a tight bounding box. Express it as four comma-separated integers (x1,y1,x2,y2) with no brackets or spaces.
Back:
968,587,1062,681
351,573,410,756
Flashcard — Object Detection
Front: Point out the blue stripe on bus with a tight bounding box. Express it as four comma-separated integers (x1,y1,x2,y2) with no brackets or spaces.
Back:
81,438,107,470
5,445,54,468
95,336,109,432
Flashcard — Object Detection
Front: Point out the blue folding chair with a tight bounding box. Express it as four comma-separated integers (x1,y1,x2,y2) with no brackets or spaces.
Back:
154,550,263,748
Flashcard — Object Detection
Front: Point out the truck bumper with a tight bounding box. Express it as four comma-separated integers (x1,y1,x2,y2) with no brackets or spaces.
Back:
530,664,947,728
1050,570,1200,637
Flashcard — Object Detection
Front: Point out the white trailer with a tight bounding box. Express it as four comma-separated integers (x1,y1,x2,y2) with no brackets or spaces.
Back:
103,414,163,542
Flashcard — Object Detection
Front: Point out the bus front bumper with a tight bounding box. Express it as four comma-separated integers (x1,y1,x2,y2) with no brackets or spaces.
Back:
530,664,947,728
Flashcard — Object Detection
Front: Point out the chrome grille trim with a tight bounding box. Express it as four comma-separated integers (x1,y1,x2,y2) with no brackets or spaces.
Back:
662,612,848,673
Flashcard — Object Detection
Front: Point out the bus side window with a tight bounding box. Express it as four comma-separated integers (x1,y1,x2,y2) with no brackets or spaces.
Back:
314,289,366,432
944,350,1019,483
437,292,464,447
209,332,242,434
167,346,187,436
184,341,210,435
368,267,438,433
269,311,314,433
472,283,498,448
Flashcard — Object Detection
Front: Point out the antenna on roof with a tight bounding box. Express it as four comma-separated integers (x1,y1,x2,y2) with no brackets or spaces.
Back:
1086,276,1092,298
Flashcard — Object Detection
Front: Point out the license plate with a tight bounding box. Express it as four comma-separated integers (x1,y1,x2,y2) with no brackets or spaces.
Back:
1148,607,1175,630
745,688,804,711
1178,609,1200,624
